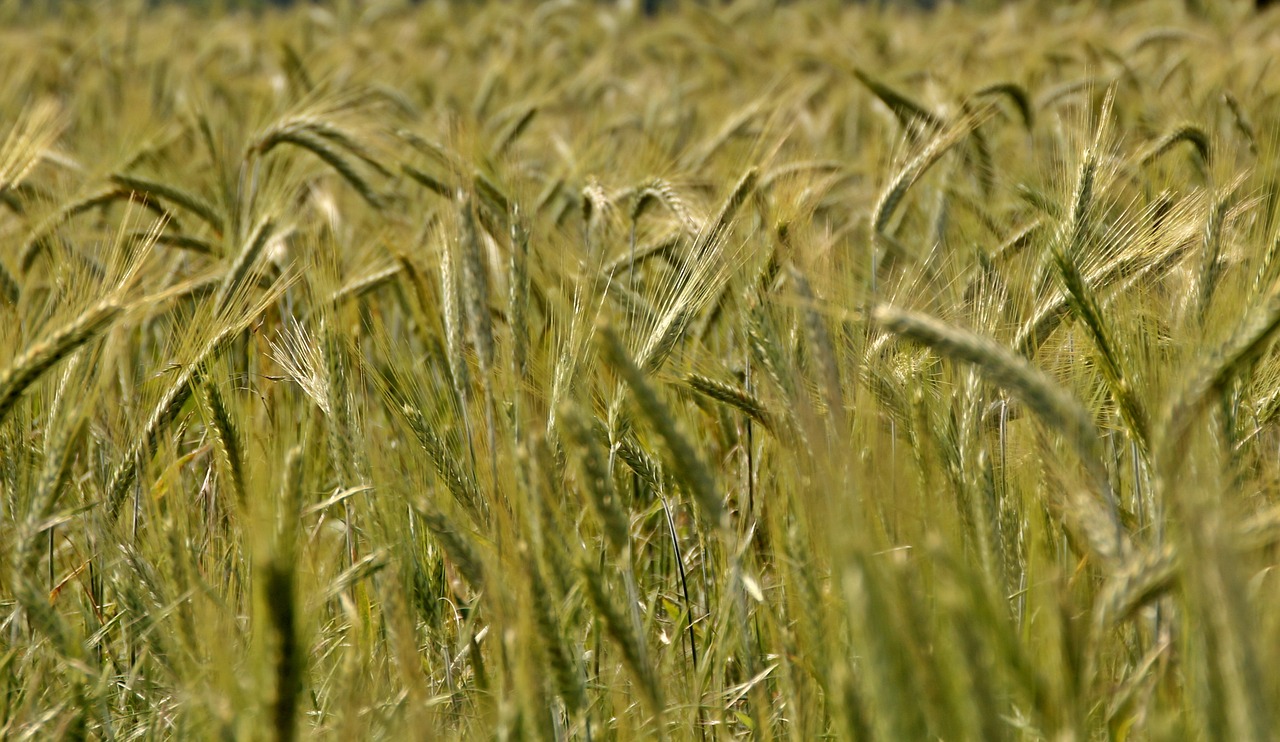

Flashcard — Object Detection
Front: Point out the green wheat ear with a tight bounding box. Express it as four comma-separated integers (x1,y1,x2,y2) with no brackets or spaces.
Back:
0,300,121,425
598,321,728,533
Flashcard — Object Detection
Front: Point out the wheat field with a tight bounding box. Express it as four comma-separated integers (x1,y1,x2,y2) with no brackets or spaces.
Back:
2,0,1280,739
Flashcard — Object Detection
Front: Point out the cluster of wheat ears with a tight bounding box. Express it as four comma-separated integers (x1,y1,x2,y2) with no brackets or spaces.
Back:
1,0,1280,738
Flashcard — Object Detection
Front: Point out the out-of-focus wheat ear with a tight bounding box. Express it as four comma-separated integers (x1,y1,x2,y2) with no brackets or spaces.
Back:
107,284,288,522
681,94,766,170
459,195,496,381
789,265,846,432
29,413,88,542
579,557,664,721
0,99,62,193
413,499,485,594
109,173,225,235
606,234,682,277
254,114,393,174
869,123,970,292
1195,179,1244,323
598,321,727,532
509,209,530,383
1137,123,1210,167
1094,544,1178,630
15,376,89,584
1222,91,1258,155
278,445,305,557
396,128,460,172
323,323,365,493
264,557,303,742
521,545,586,719
560,403,631,556
106,371,194,522
972,82,1034,130
402,164,454,200
402,404,488,527
852,68,944,140
490,104,538,157
0,258,19,305
0,300,121,425
1015,183,1063,220
473,172,512,225
581,178,612,251
685,373,775,433
1161,283,1280,478
260,129,385,209
747,305,796,398
691,167,757,261
143,231,218,256
989,220,1044,264
214,218,275,312
198,377,246,506
761,159,844,189
278,42,314,94
872,304,1127,550
964,108,996,196
438,219,473,417
872,122,969,237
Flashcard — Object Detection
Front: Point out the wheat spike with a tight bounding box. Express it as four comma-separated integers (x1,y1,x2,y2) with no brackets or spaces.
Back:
599,321,727,531
0,300,121,425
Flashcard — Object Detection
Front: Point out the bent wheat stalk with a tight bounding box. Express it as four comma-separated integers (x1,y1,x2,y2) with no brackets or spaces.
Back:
872,304,1128,557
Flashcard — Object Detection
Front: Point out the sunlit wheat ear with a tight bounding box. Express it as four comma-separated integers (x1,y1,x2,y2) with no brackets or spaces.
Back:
612,431,666,494
685,373,775,433
269,321,331,415
0,300,121,425
1049,126,1150,449
1195,175,1248,323
1016,193,1203,358
631,178,701,235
